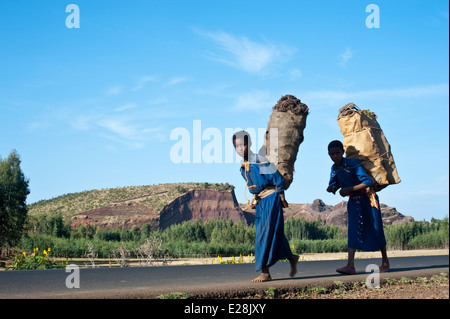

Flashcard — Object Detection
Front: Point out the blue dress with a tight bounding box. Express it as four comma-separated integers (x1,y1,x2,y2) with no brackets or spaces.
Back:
240,154,293,271
328,158,387,251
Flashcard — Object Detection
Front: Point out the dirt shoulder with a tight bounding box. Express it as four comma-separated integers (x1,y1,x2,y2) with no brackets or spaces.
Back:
175,249,449,300
238,273,449,299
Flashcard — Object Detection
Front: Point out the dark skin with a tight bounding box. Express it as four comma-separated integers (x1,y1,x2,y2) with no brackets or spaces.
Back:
234,136,298,282
326,146,389,273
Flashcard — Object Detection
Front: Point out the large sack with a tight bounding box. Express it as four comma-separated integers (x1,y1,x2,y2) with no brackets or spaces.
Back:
337,103,401,191
261,95,309,190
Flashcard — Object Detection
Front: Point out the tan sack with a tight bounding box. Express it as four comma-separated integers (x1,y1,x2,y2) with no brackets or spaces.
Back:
337,103,401,191
261,95,309,190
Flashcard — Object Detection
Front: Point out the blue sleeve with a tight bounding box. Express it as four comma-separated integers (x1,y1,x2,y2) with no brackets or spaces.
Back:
328,165,340,190
354,160,373,186
267,168,286,193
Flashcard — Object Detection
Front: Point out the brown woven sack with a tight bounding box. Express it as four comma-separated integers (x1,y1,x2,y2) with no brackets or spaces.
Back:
337,103,401,191
261,95,309,190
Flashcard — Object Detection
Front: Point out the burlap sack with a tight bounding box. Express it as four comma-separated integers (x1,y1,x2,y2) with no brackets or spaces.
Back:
337,103,401,191
261,95,309,190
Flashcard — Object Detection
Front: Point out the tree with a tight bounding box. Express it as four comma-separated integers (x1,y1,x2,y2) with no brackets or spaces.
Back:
0,150,30,250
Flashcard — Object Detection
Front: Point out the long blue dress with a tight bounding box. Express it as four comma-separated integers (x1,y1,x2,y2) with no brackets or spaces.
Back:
328,157,387,251
241,154,293,271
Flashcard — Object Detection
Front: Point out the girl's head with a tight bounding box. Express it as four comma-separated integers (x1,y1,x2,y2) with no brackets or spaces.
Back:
232,131,252,159
328,140,344,165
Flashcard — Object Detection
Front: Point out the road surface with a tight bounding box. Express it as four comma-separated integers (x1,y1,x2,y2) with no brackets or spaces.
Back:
0,255,448,299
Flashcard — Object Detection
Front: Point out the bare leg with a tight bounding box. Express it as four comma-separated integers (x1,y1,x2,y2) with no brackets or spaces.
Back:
252,266,272,282
379,246,390,272
347,248,356,268
289,254,299,277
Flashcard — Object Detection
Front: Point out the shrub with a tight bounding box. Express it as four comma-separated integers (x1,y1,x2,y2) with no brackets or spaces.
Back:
8,247,66,270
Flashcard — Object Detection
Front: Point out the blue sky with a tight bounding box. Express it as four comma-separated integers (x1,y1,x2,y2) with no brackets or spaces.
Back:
1,0,448,221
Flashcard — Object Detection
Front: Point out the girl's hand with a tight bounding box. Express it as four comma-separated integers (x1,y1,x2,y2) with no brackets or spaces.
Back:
279,191,289,207
327,186,336,194
339,187,352,197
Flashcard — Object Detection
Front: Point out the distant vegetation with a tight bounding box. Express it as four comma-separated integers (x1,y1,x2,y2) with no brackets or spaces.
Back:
16,214,449,259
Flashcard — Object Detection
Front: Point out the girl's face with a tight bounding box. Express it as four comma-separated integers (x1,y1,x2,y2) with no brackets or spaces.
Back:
234,138,248,158
328,147,344,165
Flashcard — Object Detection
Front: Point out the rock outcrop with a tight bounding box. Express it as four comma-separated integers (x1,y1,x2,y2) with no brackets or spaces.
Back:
71,203,160,230
159,189,248,230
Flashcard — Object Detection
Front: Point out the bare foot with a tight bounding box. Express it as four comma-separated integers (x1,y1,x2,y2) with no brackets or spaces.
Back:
336,265,356,275
251,273,272,282
289,255,299,277
379,262,390,273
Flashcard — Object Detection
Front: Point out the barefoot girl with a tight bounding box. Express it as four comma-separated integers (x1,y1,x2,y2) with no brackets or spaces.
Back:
233,131,299,282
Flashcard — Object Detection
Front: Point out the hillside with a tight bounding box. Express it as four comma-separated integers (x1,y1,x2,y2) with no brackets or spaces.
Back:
29,182,234,218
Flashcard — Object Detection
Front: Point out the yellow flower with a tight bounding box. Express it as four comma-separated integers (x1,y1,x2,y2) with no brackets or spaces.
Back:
23,252,26,257
43,250,48,257
217,255,223,263
48,247,51,252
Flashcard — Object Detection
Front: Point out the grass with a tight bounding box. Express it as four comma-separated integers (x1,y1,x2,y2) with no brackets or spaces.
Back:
156,292,192,299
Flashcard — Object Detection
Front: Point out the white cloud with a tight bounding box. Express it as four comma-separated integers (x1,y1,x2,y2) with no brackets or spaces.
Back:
234,90,274,110
166,76,192,86
195,28,295,73
302,83,449,107
132,76,157,91
289,68,303,80
98,118,138,140
70,114,95,131
114,103,136,112
70,112,163,149
107,86,122,95
338,47,353,68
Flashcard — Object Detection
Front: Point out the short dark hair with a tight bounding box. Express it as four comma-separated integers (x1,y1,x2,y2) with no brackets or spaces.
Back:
232,130,252,146
328,140,344,152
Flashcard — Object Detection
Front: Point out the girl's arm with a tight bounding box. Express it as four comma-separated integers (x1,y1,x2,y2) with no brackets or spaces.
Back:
339,182,370,197
279,191,289,208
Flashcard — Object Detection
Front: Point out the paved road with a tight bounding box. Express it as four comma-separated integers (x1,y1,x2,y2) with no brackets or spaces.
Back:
0,255,448,299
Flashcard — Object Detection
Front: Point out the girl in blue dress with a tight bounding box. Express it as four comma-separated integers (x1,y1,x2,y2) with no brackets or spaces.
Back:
233,131,299,282
326,140,390,274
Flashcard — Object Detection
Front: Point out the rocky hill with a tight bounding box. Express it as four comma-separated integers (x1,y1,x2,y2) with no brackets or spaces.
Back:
242,198,413,227
29,183,413,230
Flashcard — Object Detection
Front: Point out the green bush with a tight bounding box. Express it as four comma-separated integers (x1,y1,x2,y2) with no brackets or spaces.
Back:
8,248,66,270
